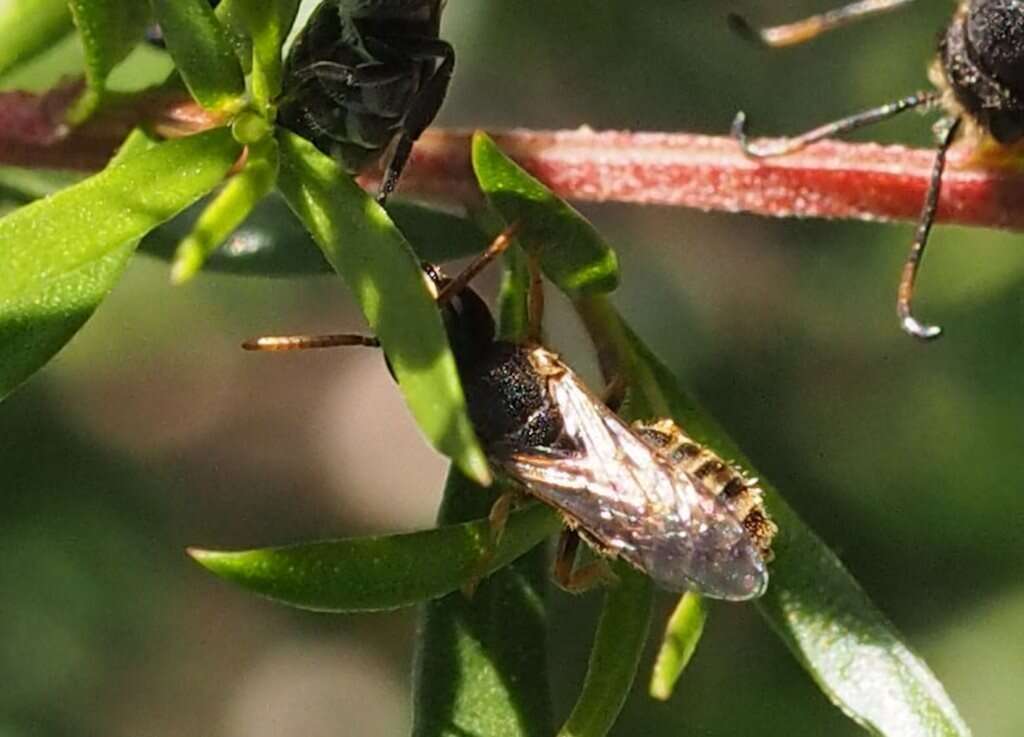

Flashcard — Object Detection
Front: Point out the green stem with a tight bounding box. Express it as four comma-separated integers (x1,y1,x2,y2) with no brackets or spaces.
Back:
556,564,654,737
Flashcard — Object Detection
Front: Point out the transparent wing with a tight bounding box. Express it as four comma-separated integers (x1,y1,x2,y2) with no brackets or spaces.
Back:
500,360,768,600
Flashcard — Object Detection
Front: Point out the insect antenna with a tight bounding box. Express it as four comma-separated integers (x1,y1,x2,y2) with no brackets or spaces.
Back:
241,334,380,352
898,116,962,340
435,222,521,306
732,91,940,158
727,0,915,48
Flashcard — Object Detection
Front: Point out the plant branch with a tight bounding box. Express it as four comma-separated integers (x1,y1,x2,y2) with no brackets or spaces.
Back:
3,85,1024,232
394,129,1024,230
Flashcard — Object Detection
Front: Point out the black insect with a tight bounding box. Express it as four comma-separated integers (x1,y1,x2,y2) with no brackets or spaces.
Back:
276,0,454,204
243,228,776,600
729,0,1024,340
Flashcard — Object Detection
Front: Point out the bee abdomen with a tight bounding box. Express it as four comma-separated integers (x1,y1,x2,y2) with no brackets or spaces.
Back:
632,419,777,560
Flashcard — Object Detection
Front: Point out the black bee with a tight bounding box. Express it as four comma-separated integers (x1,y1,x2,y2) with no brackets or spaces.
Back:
243,228,776,600
276,0,454,204
729,0,1024,340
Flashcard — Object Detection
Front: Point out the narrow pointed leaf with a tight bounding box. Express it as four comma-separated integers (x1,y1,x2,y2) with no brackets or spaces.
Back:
649,592,707,701
67,0,152,120
413,242,554,737
227,0,300,112
577,296,972,737
140,196,490,276
0,0,73,79
496,242,530,342
412,472,555,737
0,127,241,399
275,130,490,485
171,137,278,283
190,502,560,613
149,0,246,111
472,131,618,295
557,563,654,737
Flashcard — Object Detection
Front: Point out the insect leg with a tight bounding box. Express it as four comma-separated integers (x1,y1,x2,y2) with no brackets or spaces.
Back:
897,116,962,340
377,39,455,203
733,91,940,158
289,60,408,89
461,491,516,598
728,0,915,48
241,334,380,351
435,222,520,306
553,530,618,594
527,254,545,343
600,375,627,412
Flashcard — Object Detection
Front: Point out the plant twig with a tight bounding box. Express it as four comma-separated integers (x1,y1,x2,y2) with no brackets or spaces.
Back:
3,85,1024,232
393,128,1024,230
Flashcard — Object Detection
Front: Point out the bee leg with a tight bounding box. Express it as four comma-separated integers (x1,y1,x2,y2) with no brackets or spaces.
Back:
897,115,962,340
527,254,545,343
553,530,619,594
377,39,455,204
732,91,939,158
600,375,627,412
728,0,914,48
461,491,516,598
289,60,407,90
240,333,380,352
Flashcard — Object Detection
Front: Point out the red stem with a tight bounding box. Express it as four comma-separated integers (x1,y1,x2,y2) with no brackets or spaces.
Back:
396,128,1024,230
3,87,1024,231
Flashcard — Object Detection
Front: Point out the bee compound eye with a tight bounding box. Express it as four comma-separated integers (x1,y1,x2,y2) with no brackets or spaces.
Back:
967,0,1024,96
987,109,1024,142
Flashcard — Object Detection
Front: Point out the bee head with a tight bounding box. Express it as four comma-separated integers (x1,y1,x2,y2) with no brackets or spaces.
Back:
422,264,497,366
941,0,1024,143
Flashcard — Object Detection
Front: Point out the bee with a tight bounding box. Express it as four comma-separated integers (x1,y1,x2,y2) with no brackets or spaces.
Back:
276,0,454,204
243,227,776,600
729,0,1024,340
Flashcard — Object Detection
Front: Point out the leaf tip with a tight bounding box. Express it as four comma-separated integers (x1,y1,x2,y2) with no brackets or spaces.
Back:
460,447,494,487
186,546,236,574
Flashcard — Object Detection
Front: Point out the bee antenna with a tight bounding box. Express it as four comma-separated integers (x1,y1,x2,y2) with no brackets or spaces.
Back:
726,12,763,45
436,222,521,306
897,116,962,341
727,0,916,48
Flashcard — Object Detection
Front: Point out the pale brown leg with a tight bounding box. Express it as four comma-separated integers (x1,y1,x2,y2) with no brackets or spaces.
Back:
728,0,914,48
436,222,520,307
241,333,380,351
600,375,627,412
461,491,515,598
553,530,618,594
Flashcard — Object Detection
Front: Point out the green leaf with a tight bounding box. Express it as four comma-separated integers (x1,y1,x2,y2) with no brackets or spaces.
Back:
0,127,241,400
190,500,561,613
388,203,493,264
67,0,152,121
171,136,278,283
576,296,973,737
140,192,329,275
275,129,491,485
412,472,556,737
649,592,707,701
139,197,490,277
472,131,619,296
496,242,531,342
149,0,246,112
557,563,654,737
0,0,73,80
227,0,300,113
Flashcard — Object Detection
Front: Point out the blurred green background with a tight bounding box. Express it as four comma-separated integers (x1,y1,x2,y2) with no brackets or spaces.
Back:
3,1,1023,735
